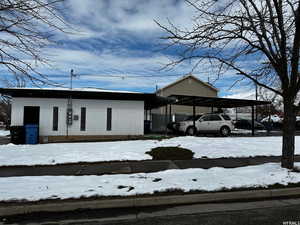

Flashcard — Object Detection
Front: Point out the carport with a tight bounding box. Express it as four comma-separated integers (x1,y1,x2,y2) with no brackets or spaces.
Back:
165,95,271,136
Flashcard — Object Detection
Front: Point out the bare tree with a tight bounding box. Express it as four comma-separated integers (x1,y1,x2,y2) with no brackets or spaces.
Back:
257,86,284,114
0,98,11,129
0,73,27,129
156,0,300,169
0,0,67,85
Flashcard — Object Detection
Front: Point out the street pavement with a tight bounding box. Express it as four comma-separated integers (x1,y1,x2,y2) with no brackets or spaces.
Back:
2,198,300,225
0,137,9,145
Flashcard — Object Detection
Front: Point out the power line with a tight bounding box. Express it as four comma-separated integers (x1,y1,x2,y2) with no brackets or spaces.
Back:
75,73,189,78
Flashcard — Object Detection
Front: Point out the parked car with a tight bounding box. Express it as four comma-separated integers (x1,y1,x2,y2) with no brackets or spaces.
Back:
167,115,202,133
260,115,283,130
178,113,234,136
167,121,179,133
234,119,265,130
261,115,282,123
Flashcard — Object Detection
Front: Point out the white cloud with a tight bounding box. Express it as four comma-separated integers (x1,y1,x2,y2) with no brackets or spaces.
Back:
63,0,195,38
223,89,256,100
0,0,262,96
45,47,170,72
31,46,198,91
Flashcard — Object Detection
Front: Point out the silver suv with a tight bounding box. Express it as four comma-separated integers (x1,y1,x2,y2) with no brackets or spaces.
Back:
178,113,234,136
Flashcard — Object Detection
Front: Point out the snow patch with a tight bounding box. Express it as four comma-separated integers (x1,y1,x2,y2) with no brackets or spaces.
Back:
0,163,299,202
0,136,299,166
0,130,10,137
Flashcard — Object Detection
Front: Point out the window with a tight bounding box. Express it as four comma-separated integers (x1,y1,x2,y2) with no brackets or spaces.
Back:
209,115,222,121
80,107,86,131
52,107,58,131
201,115,211,121
107,108,112,131
201,114,222,121
221,114,231,121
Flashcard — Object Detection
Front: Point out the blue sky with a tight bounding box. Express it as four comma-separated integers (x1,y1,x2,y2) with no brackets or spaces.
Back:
1,0,257,97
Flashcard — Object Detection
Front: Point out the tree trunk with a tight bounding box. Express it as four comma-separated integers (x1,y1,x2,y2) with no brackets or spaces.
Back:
281,97,296,169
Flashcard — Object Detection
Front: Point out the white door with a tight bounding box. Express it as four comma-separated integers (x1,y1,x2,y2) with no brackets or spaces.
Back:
198,115,211,132
208,114,223,131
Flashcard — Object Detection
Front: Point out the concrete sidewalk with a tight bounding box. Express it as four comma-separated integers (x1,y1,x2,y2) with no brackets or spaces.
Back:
1,155,300,177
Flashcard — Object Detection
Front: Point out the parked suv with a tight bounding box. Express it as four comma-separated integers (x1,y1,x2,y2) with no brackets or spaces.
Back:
234,119,265,130
178,113,234,136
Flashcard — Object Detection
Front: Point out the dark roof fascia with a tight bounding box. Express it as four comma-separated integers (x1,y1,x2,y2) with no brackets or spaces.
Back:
0,88,152,100
0,88,170,110
169,94,271,108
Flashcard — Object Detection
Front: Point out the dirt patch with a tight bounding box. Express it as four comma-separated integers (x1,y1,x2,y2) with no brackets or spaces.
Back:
146,146,194,160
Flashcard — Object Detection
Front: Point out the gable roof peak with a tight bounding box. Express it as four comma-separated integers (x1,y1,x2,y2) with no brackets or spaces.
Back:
156,73,218,93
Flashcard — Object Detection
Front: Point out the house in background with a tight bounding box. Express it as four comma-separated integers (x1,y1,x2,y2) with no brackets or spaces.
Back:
151,74,218,132
154,74,218,115
0,88,164,143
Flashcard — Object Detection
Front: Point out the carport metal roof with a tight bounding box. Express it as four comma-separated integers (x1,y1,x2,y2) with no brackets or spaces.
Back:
169,94,270,108
164,94,271,137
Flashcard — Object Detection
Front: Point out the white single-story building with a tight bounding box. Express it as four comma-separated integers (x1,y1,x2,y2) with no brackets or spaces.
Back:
0,88,166,143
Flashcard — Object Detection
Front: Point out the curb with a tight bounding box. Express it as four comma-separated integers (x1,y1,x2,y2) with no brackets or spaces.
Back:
1,187,300,217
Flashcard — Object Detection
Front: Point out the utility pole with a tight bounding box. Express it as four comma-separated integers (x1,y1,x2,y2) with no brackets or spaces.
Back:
255,75,258,121
70,69,75,89
67,69,77,137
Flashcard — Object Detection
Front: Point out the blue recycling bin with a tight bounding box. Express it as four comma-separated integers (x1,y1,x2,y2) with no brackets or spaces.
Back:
25,124,39,144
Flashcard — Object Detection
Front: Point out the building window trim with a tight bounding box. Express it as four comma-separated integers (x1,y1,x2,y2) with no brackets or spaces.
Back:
107,107,112,131
80,107,86,131
52,106,59,131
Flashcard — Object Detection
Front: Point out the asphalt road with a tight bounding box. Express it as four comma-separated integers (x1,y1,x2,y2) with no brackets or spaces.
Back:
0,137,9,145
2,198,300,225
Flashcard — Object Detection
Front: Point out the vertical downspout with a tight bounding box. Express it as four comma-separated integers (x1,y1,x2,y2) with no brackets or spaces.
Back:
193,97,196,135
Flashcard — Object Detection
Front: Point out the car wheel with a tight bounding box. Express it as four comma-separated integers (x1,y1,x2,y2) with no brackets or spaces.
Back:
186,126,197,136
220,126,230,137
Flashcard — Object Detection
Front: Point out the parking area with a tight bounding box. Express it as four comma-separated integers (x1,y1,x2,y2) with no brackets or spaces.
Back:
148,94,271,136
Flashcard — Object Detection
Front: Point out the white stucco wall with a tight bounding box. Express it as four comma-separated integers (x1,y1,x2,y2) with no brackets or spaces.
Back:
11,97,144,136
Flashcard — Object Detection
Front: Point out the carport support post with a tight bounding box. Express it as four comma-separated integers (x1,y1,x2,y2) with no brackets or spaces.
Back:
251,105,255,136
169,104,172,122
165,105,168,135
193,98,196,135
149,109,152,131
267,104,271,136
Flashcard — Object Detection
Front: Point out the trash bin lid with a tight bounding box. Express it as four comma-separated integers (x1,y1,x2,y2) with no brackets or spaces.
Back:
25,124,39,128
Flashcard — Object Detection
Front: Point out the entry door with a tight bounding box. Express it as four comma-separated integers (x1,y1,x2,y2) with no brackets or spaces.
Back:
23,106,40,125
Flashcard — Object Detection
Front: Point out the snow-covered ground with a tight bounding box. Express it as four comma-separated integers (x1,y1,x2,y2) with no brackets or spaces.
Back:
0,130,9,137
0,163,299,202
0,136,299,166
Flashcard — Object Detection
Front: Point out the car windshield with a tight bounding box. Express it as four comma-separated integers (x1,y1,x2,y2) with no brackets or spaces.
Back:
221,114,231,120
